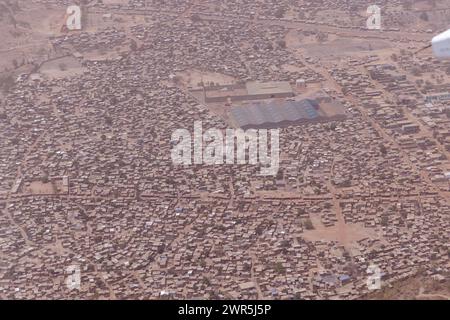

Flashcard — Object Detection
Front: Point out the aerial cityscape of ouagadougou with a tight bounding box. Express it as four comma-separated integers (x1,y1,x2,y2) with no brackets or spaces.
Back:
0,0,449,300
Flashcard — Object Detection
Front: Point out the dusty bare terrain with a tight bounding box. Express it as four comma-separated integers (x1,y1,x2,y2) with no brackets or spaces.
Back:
363,273,450,300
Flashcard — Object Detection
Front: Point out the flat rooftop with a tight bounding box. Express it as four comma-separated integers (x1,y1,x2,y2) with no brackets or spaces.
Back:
245,81,293,96
202,81,294,101
205,86,247,99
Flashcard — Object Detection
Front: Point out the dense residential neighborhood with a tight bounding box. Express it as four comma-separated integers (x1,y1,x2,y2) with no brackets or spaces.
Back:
0,0,448,300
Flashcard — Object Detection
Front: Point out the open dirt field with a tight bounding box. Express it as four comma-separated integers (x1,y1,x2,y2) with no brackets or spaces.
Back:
362,274,450,300
38,56,85,79
0,1,64,71
303,37,393,58
21,181,56,195
176,69,237,88
302,222,382,246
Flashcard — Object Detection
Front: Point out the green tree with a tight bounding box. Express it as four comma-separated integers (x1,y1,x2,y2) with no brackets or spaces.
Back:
274,8,286,19
274,262,285,274
419,12,429,21
303,218,314,230
380,144,387,156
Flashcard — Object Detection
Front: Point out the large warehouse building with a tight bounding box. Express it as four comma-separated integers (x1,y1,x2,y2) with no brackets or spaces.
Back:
230,99,322,129
192,81,295,103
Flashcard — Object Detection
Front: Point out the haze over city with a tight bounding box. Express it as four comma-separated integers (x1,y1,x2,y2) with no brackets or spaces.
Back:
0,0,449,301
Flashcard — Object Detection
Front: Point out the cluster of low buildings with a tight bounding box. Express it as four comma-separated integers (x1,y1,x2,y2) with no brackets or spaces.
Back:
0,0,448,300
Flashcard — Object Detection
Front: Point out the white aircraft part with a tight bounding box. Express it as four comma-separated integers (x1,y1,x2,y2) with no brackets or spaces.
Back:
432,29,450,59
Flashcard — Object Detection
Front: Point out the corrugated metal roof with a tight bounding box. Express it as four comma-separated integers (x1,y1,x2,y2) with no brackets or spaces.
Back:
231,99,319,128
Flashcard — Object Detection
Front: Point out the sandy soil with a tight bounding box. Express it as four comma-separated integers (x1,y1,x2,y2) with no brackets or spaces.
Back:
0,2,64,71
303,37,392,58
26,181,56,194
38,56,85,79
363,274,450,300
176,69,236,88
302,222,381,245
